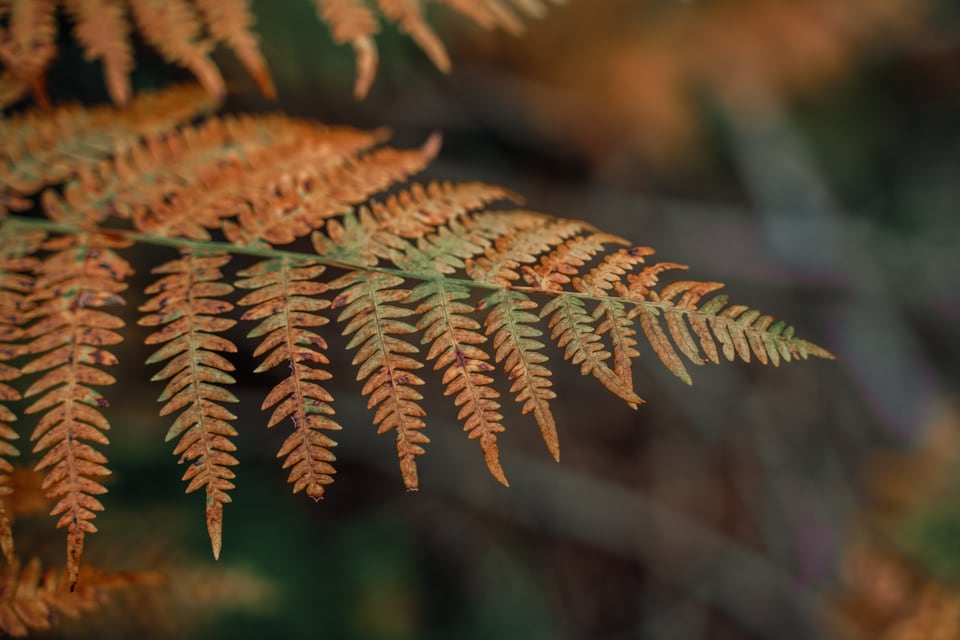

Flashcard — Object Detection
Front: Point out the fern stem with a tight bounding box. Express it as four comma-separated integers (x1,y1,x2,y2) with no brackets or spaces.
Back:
3,215,828,359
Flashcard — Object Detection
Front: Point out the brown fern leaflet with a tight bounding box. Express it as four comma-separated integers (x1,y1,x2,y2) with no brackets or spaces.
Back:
138,250,239,559
0,0,559,108
410,279,507,484
0,226,44,565
331,270,429,490
236,257,341,500
20,231,131,589
0,86,833,588
481,289,557,460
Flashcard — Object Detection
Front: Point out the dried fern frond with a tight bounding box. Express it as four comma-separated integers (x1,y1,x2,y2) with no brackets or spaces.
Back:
127,0,225,100
138,250,238,559
0,84,217,219
0,0,559,108
0,0,58,107
0,226,44,565
409,279,507,484
0,556,162,637
21,231,131,589
194,0,275,99
236,258,341,500
0,86,833,576
481,289,557,460
330,270,428,490
64,0,135,106
313,0,381,98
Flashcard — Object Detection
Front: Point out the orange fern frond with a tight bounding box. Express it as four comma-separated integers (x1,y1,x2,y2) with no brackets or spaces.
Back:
541,294,644,407
0,226,45,565
20,232,131,589
526,232,628,292
406,210,548,275
313,0,381,98
0,86,835,571
47,115,346,235
0,368,18,565
312,180,511,267
330,270,428,490
370,181,516,236
0,0,58,107
64,0,134,105
409,280,507,485
138,251,238,560
236,258,341,500
226,131,440,247
323,132,444,204
481,289,558,460
465,216,591,287
594,298,641,399
0,556,162,637
376,0,450,73
571,246,655,297
127,0,225,99
628,282,832,381
0,85,217,218
0,0,557,108
194,0,276,99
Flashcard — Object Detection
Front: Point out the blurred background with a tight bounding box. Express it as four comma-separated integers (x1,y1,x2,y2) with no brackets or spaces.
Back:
16,0,960,637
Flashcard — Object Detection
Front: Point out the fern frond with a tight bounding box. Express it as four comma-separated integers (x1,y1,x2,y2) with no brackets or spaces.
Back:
571,246,655,297
0,226,44,565
526,232,628,291
236,257,341,500
0,0,58,107
20,232,130,589
64,0,134,106
628,282,833,378
127,0,225,99
313,0,381,99
330,270,428,490
465,216,592,287
0,556,162,637
312,181,512,267
409,280,507,485
194,0,276,99
406,210,548,275
376,0,450,73
138,250,238,560
593,298,640,397
222,129,439,247
0,0,556,108
0,368,18,565
541,294,644,407
45,115,371,235
0,85,218,219
481,289,557,460
0,87,835,568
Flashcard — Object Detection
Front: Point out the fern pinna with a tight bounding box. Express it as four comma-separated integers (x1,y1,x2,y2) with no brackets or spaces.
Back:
0,85,833,587
0,0,563,107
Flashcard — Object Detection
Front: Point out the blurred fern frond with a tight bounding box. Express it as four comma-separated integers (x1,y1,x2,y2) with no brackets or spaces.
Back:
0,0,562,107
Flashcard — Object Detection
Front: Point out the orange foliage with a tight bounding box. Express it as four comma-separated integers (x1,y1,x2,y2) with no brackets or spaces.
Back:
456,0,925,165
